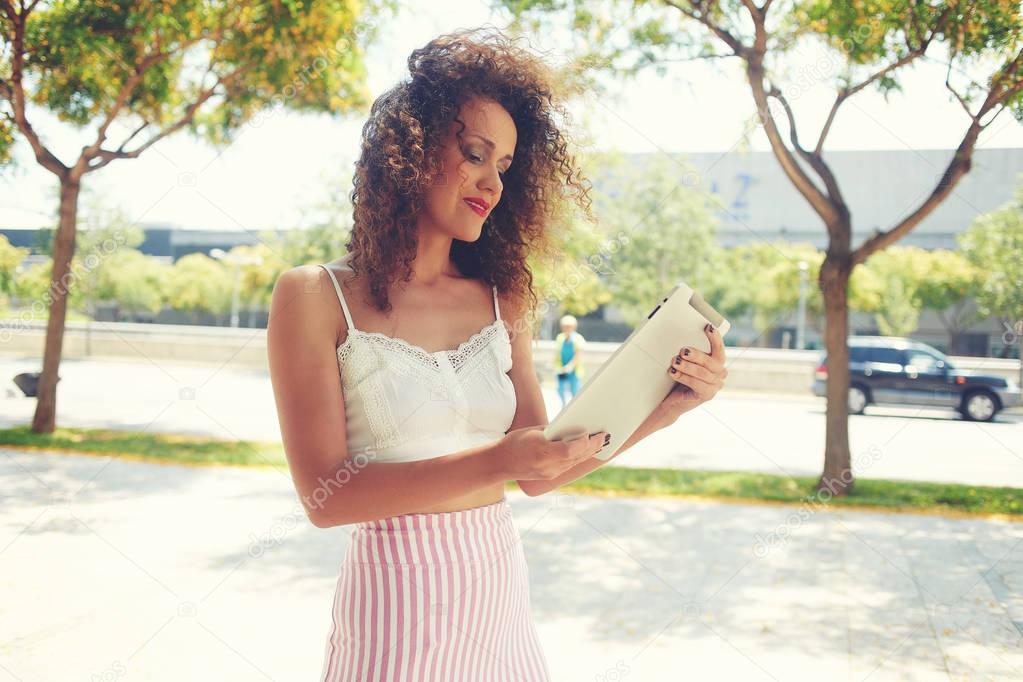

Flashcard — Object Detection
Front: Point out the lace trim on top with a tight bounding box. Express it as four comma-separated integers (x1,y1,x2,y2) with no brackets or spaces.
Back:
317,263,515,456
334,316,513,455
336,317,507,372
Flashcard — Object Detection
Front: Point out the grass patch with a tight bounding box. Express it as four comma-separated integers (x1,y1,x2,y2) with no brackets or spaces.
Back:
1,426,1020,519
563,467,1023,519
0,426,286,468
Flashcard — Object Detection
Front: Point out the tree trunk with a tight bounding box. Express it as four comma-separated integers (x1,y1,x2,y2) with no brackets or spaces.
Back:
31,180,80,433
818,253,854,496
1011,316,1023,387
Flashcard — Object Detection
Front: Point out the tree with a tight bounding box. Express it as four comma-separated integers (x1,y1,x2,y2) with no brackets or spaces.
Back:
227,243,278,325
859,246,931,337
70,193,146,320
94,250,169,318
0,233,29,307
703,241,878,344
531,211,616,338
703,243,783,326
587,150,720,327
501,0,1023,495
914,249,980,352
750,242,823,338
12,258,50,303
959,180,1023,384
0,0,391,433
165,252,233,323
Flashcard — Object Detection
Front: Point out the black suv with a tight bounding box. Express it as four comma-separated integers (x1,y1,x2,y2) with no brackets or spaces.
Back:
811,336,1021,421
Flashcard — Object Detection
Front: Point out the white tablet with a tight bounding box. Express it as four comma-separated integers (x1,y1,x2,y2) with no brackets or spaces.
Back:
544,282,731,461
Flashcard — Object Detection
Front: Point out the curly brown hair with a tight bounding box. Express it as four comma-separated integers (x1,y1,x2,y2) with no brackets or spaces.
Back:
343,25,596,327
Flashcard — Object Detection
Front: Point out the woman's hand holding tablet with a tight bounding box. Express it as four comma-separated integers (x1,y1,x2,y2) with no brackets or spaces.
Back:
653,321,729,427
542,282,731,462
497,426,610,480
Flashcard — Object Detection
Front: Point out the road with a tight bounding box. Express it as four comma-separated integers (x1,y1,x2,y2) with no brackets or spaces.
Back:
1,353,1021,488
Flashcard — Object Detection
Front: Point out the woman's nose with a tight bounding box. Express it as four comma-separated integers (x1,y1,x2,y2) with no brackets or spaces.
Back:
480,168,502,193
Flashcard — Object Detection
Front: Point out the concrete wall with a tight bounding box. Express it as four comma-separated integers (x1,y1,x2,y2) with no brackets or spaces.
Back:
2,320,1018,393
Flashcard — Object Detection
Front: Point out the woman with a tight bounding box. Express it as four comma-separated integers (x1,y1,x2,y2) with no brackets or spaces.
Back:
266,27,728,682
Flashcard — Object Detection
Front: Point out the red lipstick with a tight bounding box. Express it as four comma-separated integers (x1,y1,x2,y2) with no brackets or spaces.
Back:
466,196,493,217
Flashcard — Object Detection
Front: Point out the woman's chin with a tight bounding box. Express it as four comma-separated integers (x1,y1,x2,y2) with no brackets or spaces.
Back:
456,224,484,241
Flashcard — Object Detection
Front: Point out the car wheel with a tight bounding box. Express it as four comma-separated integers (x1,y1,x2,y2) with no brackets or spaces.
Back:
848,385,868,415
962,390,998,422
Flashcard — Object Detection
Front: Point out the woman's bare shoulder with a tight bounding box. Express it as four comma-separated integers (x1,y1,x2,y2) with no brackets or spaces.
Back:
496,289,528,332
321,254,362,291
271,265,336,321
270,261,357,348
277,256,359,295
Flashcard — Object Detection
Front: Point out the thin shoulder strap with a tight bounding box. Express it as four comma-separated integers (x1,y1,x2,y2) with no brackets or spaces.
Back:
318,264,356,331
492,285,501,321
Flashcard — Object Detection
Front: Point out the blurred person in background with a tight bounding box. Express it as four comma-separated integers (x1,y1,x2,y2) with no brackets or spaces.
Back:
554,313,585,407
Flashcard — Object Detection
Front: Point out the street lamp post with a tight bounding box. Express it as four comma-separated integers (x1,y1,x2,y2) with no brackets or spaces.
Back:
796,260,808,350
209,248,263,328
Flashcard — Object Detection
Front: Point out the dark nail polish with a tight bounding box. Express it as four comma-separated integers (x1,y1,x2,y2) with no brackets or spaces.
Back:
683,348,690,357
604,433,611,445
670,367,677,374
675,354,682,363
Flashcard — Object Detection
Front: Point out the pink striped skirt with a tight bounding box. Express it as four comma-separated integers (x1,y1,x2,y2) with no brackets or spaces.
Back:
319,498,551,681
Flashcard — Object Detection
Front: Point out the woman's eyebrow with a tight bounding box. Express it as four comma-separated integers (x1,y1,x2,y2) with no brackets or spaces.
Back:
467,133,514,162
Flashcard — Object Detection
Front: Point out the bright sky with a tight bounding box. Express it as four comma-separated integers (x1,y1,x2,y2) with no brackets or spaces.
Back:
1,0,1020,232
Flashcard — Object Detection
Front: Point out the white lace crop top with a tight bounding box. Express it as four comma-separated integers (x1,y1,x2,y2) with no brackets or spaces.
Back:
319,264,518,464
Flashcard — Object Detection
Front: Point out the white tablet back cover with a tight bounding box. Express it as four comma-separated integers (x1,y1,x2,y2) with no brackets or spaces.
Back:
543,282,730,461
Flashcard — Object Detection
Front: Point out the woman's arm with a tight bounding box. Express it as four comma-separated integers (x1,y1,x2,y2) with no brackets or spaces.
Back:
299,441,510,527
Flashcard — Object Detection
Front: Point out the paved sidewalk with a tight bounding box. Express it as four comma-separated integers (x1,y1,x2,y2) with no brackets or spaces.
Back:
2,447,1021,681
